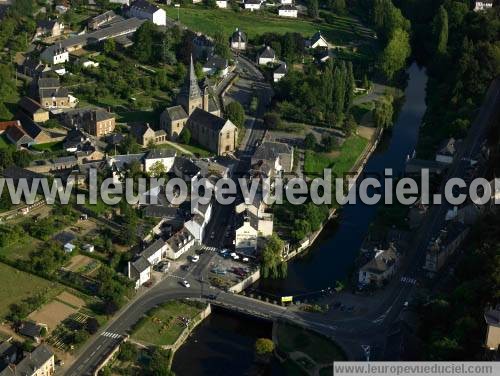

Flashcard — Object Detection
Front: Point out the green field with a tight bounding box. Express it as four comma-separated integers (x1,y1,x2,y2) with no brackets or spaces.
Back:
0,235,40,262
0,262,62,318
131,301,205,347
277,323,346,364
304,135,368,177
165,7,374,44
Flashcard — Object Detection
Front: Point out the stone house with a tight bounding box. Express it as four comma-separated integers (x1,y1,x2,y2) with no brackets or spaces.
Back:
18,97,49,123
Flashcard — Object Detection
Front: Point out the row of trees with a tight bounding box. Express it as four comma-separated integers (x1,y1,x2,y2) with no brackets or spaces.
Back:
274,60,355,127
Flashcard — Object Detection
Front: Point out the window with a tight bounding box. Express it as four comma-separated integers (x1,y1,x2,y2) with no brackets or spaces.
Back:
226,132,230,139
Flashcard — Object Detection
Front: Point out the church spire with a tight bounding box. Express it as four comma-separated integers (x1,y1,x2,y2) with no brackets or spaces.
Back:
187,54,201,100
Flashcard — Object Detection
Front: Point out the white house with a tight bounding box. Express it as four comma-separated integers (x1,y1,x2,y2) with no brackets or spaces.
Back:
257,46,276,65
307,31,328,49
358,245,399,287
202,54,229,77
215,0,228,8
279,0,293,4
128,0,167,26
278,5,298,18
165,228,196,259
244,0,262,11
144,148,176,174
435,138,457,164
185,199,213,242
474,0,493,11
235,212,258,251
273,62,287,82
128,257,151,289
141,238,167,265
82,60,100,69
40,45,69,65
230,28,247,50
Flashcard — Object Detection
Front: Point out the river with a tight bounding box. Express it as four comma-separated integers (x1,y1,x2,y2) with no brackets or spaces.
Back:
172,64,428,374
256,63,428,296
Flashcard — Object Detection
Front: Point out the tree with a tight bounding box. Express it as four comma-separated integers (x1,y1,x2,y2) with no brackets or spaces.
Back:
332,62,347,119
307,0,319,18
432,5,448,56
148,160,167,177
373,95,394,128
133,22,156,63
304,133,316,150
149,348,172,376
118,342,138,362
331,0,346,14
322,134,337,151
255,338,274,357
378,28,411,80
344,62,355,112
263,112,282,130
179,127,191,144
103,38,115,54
225,101,245,128
261,234,287,279
214,28,231,60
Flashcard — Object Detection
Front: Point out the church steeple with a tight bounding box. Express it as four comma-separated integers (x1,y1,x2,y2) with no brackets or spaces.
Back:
179,54,202,115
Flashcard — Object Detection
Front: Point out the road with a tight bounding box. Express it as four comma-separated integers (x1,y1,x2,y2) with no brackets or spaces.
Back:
65,76,500,375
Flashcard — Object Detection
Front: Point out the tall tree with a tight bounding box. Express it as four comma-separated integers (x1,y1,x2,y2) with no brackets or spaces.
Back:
332,62,347,119
433,5,449,56
378,28,411,80
225,101,245,128
307,0,319,18
344,61,355,112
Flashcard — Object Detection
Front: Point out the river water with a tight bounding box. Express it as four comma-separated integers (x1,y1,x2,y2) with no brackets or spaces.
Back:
172,64,428,374
257,63,428,296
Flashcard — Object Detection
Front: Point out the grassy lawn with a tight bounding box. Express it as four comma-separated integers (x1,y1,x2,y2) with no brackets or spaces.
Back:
277,323,346,364
165,7,375,46
0,262,63,319
304,135,368,178
351,101,374,123
30,141,63,152
0,235,41,262
131,301,205,347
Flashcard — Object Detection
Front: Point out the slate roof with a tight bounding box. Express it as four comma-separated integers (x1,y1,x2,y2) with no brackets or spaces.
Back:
39,87,69,99
253,141,292,161
143,205,180,218
146,148,176,159
5,126,33,146
361,246,398,274
94,109,115,122
274,63,287,74
142,238,166,260
0,345,53,376
37,19,58,30
2,165,45,181
188,108,230,132
104,133,125,145
173,157,201,178
38,77,60,89
90,10,116,24
16,113,47,140
245,0,261,4
130,0,160,13
485,305,500,328
279,4,297,10
259,46,275,59
166,228,193,252
19,322,42,339
231,29,247,43
129,122,153,138
131,256,150,274
18,97,46,115
204,54,228,71
166,105,188,121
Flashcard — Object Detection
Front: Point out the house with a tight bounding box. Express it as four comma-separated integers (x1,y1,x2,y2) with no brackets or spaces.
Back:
88,10,118,30
279,0,293,4
130,123,167,147
474,0,494,11
173,157,202,183
252,141,293,174
0,121,21,135
230,28,247,50
5,125,34,148
16,113,53,144
35,19,63,37
160,56,237,155
0,340,19,372
235,211,259,252
142,238,167,265
193,34,214,59
37,77,71,109
278,5,298,18
82,244,94,253
215,0,227,8
358,244,399,287
19,57,51,79
244,0,262,11
435,137,458,164
484,305,500,351
128,256,151,289
40,44,69,65
18,322,45,343
235,194,274,238
165,228,196,259
18,97,49,123
64,243,76,253
0,345,54,376
202,54,229,77
127,0,166,26
257,46,276,65
423,222,469,274
273,62,287,82
60,108,115,137
307,31,328,49
144,148,176,174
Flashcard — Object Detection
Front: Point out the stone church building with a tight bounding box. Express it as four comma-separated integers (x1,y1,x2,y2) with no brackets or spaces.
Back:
160,56,238,156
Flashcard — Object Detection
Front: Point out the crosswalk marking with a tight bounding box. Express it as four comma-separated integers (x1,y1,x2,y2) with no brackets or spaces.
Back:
101,332,122,339
400,277,417,285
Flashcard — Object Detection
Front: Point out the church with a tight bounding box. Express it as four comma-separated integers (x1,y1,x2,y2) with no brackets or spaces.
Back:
160,56,238,156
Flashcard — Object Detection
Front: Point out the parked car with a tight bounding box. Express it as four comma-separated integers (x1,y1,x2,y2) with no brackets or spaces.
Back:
181,280,190,288
191,255,200,263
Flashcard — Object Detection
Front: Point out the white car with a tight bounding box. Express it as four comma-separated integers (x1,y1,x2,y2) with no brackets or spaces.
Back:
191,255,199,263
232,254,240,260
242,257,249,262
182,280,191,288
